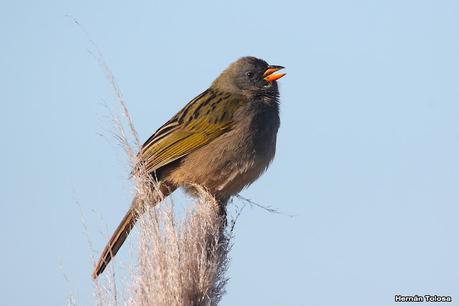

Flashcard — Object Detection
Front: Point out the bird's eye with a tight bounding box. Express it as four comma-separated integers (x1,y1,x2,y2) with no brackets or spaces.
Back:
246,71,253,78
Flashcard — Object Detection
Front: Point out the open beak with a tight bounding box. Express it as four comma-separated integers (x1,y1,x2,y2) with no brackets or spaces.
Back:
263,65,286,82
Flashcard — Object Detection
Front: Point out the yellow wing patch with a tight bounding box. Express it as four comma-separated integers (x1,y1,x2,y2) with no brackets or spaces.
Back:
135,89,244,175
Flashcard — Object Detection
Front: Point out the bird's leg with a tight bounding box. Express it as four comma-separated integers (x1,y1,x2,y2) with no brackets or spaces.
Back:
214,196,230,249
216,196,230,226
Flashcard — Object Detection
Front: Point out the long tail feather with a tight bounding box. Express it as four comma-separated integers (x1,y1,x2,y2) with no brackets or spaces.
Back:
92,183,175,279
92,203,138,279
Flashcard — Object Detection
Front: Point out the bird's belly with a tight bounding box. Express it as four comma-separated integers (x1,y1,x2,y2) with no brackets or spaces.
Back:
212,156,270,197
167,127,276,199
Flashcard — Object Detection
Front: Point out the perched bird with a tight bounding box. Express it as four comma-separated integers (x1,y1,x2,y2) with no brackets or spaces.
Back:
92,56,285,279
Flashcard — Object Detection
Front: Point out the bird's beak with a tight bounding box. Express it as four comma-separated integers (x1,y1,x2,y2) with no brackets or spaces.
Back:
263,65,286,82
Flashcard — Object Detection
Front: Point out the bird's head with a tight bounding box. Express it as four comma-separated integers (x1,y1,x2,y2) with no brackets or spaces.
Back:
211,56,285,99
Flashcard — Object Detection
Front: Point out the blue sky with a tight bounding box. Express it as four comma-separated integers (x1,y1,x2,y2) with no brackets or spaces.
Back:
2,0,459,305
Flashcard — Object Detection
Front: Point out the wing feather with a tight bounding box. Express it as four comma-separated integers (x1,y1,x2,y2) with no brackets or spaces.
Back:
135,89,243,175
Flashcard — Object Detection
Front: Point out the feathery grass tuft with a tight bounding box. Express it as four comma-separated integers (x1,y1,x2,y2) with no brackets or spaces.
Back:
91,42,232,305
127,188,230,306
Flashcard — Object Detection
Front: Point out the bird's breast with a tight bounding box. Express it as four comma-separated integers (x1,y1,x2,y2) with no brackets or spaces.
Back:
167,101,280,199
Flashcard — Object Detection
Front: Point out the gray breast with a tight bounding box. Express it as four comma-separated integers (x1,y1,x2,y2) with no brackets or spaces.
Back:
167,98,280,199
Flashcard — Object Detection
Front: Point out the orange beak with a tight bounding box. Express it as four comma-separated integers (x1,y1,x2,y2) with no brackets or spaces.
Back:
263,65,286,82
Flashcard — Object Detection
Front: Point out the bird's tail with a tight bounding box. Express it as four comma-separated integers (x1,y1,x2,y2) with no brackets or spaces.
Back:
92,202,138,279
92,184,173,279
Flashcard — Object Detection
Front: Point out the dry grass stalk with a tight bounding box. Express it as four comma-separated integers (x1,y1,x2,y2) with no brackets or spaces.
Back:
127,187,229,306
69,18,234,305
91,44,231,305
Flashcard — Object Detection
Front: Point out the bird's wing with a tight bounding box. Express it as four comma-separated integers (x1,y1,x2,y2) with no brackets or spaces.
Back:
136,89,243,174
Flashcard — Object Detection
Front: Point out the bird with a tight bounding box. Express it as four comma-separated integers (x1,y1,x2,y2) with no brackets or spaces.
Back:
92,56,285,279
